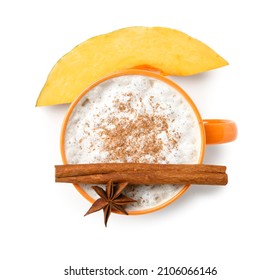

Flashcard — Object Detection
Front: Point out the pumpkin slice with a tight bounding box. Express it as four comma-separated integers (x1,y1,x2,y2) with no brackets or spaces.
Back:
36,26,228,106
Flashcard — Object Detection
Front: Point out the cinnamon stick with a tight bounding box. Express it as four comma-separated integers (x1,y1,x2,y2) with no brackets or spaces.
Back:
55,163,226,177
55,163,227,185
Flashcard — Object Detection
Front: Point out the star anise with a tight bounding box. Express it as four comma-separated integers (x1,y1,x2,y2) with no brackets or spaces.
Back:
84,180,137,226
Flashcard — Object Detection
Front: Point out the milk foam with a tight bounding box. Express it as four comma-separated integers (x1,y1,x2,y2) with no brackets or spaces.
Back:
64,75,201,211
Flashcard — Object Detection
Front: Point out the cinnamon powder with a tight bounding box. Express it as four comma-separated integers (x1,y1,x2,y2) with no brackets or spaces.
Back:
93,93,180,163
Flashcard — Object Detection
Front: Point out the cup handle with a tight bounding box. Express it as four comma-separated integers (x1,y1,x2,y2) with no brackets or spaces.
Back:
203,119,237,145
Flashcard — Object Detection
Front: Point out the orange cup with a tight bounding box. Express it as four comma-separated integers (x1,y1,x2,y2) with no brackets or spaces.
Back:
60,69,237,215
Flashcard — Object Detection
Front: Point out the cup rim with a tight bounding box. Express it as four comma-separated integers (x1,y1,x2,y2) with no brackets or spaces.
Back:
60,69,206,215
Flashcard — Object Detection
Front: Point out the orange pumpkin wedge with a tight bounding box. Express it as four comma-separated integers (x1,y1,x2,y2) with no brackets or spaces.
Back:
36,26,228,106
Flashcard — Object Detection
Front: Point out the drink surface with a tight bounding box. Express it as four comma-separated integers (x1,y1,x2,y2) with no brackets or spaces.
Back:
65,75,201,210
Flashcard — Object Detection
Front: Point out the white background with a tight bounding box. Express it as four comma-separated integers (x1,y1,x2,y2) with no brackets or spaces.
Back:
1,0,279,279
